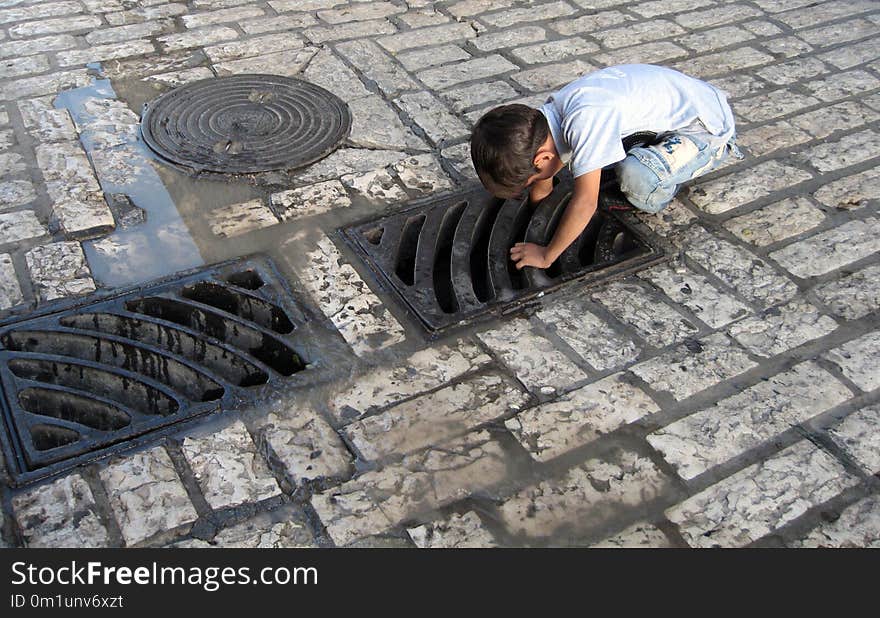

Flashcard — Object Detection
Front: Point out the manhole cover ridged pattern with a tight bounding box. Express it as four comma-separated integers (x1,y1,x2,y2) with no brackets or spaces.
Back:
141,74,352,173
0,258,311,484
343,174,671,332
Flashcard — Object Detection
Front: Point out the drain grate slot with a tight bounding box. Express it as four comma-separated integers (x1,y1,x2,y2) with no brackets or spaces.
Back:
0,257,314,484
9,358,180,417
342,174,671,332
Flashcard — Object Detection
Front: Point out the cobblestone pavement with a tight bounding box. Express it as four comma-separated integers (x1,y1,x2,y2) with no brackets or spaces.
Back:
1,0,879,548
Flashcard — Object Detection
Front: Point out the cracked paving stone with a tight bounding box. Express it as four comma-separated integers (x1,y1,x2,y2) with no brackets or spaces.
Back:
0,210,47,245
631,333,757,401
477,318,586,394
812,166,880,210
683,226,797,307
593,281,700,348
723,197,826,247
348,95,428,151
182,421,282,511
789,495,880,548
407,512,499,548
13,474,109,548
54,193,116,240
590,522,673,548
344,373,528,461
505,372,659,462
328,341,490,423
770,218,880,279
271,180,351,222
595,42,689,67
0,253,23,310
648,361,852,480
728,299,838,357
311,430,509,546
470,25,545,52
689,161,813,214
813,263,880,320
735,88,820,124
296,148,407,184
824,331,880,392
537,298,641,371
392,154,454,195
827,406,880,475
176,516,315,548
287,232,405,356
639,262,750,329
803,69,880,102
99,446,198,546
159,26,239,52
258,407,352,484
498,449,672,544
0,180,36,211
666,440,860,547
25,241,96,302
208,199,279,238
341,168,408,203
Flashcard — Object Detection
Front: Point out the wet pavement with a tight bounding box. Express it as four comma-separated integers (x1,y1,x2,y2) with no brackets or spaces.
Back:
0,0,879,548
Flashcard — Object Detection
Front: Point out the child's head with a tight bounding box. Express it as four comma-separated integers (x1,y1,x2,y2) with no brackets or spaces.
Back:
470,104,553,198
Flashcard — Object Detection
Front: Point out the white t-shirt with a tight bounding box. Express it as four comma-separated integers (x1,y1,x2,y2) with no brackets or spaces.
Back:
540,64,736,178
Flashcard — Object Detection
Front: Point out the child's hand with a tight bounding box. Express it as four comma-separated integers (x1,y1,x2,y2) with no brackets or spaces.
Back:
510,242,551,269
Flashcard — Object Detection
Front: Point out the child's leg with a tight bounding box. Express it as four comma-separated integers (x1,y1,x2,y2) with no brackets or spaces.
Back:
616,129,737,213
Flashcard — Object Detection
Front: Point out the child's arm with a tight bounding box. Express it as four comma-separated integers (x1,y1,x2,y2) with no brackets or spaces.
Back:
510,168,601,269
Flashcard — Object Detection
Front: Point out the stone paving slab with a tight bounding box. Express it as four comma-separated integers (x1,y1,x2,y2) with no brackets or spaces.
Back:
98,447,198,547
667,440,860,547
649,361,852,480
789,495,880,548
505,372,660,462
497,448,673,544
181,421,282,511
12,474,109,548
2,0,880,549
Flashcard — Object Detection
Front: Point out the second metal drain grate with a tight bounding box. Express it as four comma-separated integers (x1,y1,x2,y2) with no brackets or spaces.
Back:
0,256,314,484
343,176,671,332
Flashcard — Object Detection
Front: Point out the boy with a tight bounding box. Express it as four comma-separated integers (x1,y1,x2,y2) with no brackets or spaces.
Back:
470,64,741,270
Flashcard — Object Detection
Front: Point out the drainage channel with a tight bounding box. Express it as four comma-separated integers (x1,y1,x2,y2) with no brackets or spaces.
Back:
342,173,672,333
0,256,315,485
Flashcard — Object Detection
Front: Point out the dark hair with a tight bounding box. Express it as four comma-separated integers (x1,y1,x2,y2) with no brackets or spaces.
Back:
470,104,549,198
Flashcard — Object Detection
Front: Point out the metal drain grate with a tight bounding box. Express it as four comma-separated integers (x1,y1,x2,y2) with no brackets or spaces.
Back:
342,175,671,332
0,257,311,484
141,74,352,174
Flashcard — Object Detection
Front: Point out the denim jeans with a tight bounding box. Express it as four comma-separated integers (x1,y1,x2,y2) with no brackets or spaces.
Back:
615,125,743,213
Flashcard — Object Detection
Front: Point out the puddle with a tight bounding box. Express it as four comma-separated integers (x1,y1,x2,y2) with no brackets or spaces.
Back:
54,76,205,287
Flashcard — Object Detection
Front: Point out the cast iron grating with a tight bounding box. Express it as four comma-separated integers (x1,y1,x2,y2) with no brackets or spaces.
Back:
141,74,352,174
0,257,311,484
342,174,672,333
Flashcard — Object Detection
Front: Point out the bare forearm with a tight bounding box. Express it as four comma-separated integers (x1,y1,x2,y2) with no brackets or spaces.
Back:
544,195,597,263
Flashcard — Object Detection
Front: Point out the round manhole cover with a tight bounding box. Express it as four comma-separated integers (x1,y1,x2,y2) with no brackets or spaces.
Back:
141,74,352,174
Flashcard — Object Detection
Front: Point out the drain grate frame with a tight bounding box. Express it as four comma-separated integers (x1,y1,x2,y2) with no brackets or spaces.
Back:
0,256,320,485
341,174,673,333
140,74,352,175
